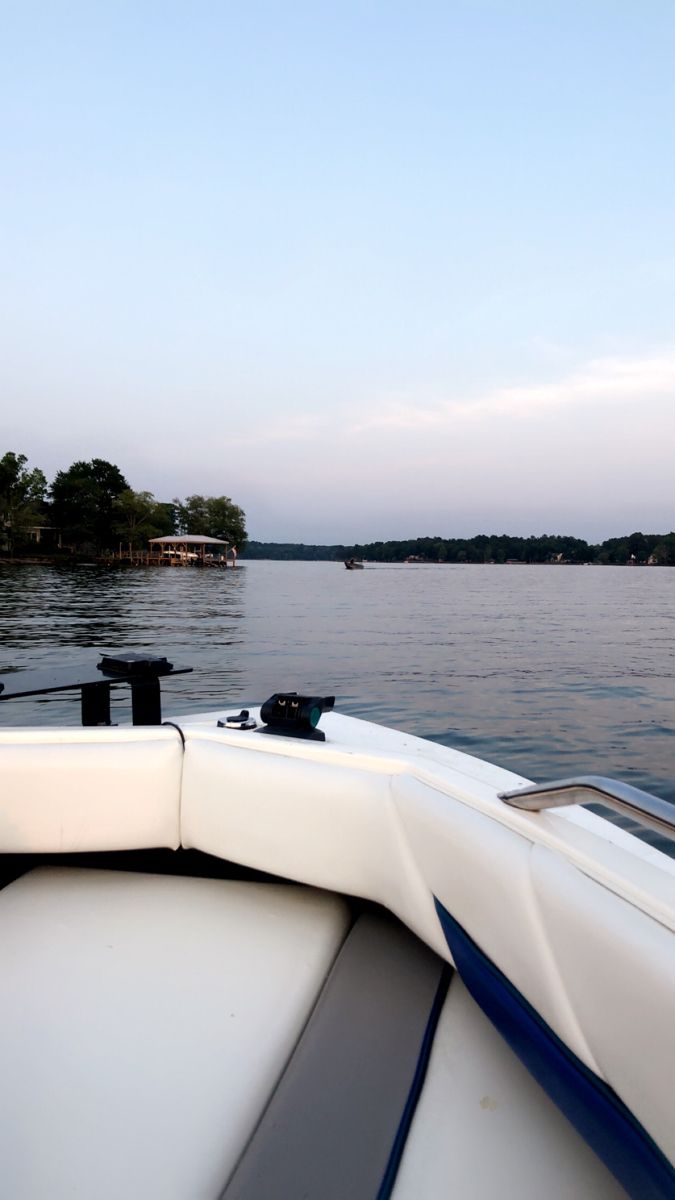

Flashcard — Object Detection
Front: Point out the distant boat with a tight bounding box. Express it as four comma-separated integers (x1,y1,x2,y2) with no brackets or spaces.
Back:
344,558,364,570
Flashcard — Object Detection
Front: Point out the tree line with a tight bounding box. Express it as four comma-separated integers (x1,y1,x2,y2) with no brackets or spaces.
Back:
3,449,672,565
245,531,675,565
0,451,247,556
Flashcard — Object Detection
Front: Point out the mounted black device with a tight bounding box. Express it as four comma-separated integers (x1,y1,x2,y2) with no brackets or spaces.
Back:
259,692,335,741
97,652,174,676
0,652,192,727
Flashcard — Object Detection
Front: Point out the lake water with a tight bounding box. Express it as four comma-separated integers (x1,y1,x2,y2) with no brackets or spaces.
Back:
1,561,674,851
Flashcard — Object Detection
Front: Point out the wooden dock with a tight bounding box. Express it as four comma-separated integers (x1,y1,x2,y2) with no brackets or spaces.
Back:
97,551,236,568
98,554,235,568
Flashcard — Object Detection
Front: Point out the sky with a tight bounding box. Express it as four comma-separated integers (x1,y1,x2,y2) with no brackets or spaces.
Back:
2,1,675,543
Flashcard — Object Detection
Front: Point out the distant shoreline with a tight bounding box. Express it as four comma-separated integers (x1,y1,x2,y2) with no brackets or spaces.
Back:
241,532,675,567
4,527,675,570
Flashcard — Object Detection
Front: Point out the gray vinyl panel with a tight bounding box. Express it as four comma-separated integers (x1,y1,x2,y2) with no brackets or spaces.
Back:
221,911,449,1200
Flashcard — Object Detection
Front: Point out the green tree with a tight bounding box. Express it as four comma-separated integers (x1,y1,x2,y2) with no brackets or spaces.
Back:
0,451,48,552
627,531,648,562
649,542,669,565
175,493,247,548
113,490,175,552
152,501,179,537
50,459,129,552
174,494,209,535
204,496,247,547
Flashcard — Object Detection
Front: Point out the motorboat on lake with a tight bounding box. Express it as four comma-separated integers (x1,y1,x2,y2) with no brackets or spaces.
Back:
0,653,673,1200
345,557,365,569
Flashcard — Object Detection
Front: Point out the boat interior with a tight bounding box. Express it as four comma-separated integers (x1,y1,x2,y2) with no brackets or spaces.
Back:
1,709,674,1199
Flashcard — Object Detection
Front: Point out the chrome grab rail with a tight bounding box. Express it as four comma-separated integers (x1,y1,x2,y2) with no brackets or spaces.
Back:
498,775,675,842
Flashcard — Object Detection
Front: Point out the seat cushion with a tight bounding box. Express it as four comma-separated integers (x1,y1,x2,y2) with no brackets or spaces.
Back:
0,727,183,852
392,975,626,1200
0,867,349,1199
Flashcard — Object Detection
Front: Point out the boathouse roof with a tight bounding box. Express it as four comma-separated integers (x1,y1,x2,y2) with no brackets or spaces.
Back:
149,535,228,545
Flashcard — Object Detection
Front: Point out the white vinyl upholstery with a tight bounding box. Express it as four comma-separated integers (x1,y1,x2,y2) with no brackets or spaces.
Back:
531,845,675,1163
2,716,673,1185
180,733,449,957
392,975,626,1200
180,726,675,1170
0,867,349,1199
395,773,675,1167
0,727,183,852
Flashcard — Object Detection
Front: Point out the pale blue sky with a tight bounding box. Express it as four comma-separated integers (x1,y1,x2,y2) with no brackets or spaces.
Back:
2,1,674,542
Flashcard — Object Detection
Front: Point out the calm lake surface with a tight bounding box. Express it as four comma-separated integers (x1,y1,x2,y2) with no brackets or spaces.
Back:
1,561,674,850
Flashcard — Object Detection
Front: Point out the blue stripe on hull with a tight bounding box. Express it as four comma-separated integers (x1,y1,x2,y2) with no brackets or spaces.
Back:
434,898,675,1200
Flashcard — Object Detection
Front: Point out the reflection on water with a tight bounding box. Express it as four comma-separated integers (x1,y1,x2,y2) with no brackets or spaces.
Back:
0,564,248,722
1,561,674,852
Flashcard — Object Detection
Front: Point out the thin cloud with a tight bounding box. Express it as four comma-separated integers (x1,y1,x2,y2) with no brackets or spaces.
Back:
219,412,330,449
347,352,675,434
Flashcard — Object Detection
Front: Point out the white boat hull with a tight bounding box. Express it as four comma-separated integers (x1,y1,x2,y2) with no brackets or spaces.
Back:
0,706,673,1198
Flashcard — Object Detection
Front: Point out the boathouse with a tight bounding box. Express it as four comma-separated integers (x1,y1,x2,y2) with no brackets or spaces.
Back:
148,535,230,566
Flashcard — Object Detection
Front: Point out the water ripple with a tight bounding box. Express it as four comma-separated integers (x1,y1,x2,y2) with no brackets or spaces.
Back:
1,561,674,854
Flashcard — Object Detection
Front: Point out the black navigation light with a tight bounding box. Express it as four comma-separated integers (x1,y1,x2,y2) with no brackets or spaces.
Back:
259,692,335,741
